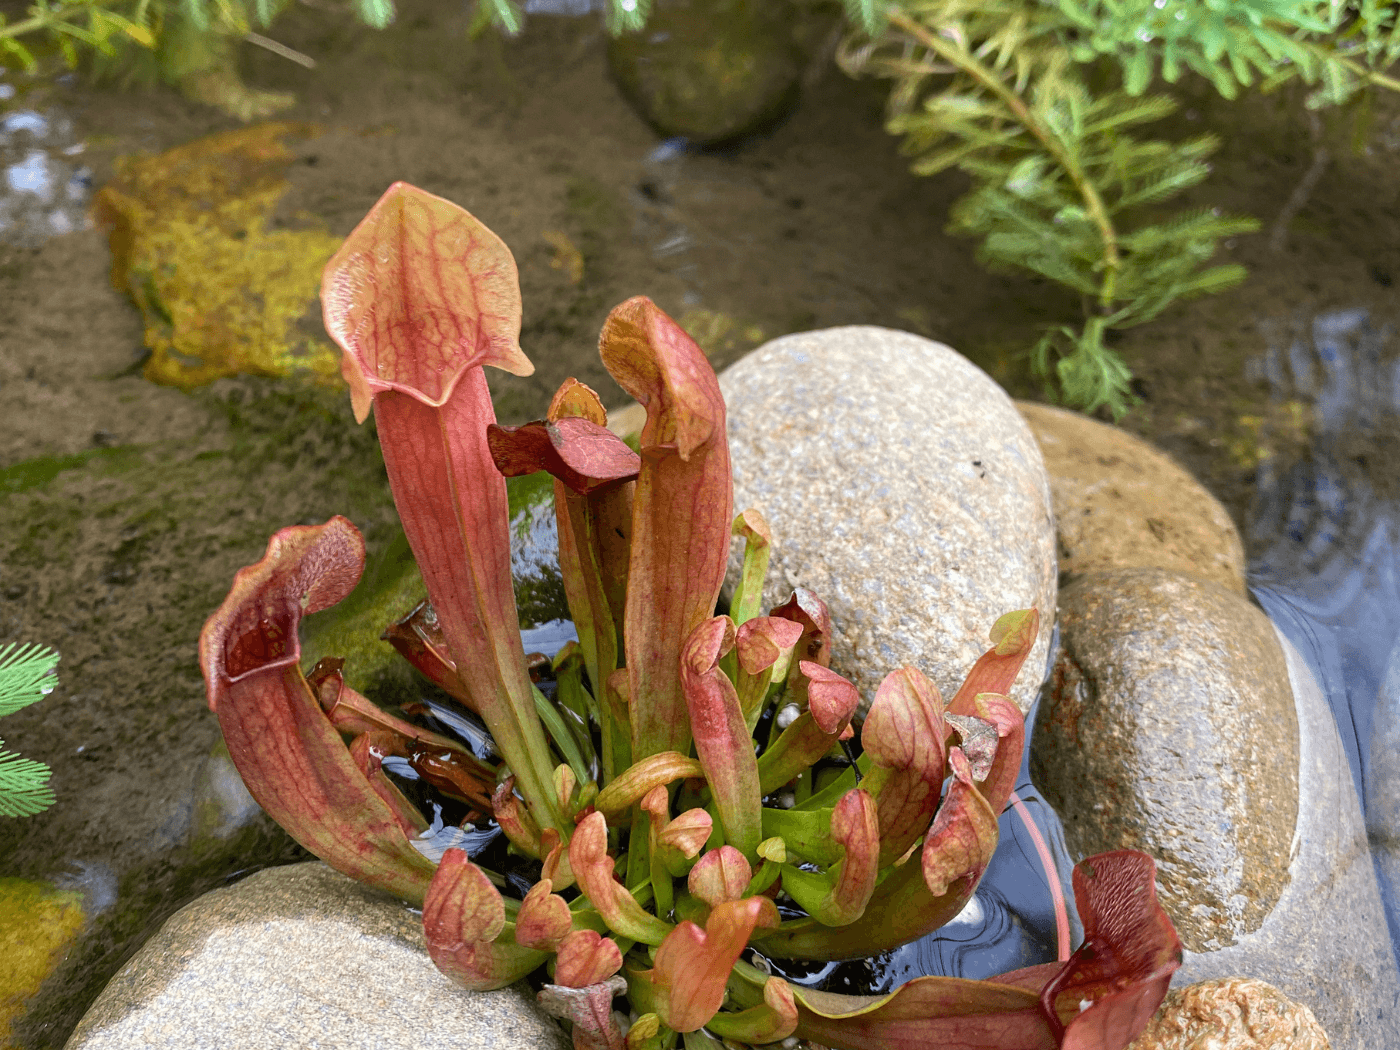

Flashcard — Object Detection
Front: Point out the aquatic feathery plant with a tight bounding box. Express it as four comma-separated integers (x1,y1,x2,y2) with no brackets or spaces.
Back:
199,181,1181,1050
0,642,58,819
838,0,1400,418
0,0,677,75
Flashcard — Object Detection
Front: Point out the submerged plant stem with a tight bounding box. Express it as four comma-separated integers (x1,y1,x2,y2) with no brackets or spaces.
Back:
887,9,1122,309
1009,788,1070,962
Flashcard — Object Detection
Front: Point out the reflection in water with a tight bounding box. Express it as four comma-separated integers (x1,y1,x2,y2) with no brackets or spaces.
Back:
52,861,119,915
1246,307,1400,960
0,74,93,246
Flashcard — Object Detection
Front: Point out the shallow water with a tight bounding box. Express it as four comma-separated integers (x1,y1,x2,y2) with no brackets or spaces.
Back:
1245,306,1400,961
0,72,92,246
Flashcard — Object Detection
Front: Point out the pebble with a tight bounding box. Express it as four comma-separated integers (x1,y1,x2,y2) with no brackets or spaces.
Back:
1126,978,1330,1050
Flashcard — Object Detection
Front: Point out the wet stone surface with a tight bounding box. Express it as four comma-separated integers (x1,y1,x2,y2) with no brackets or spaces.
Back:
720,325,1057,716
1374,641,1400,959
66,862,569,1050
1032,567,1299,953
1170,628,1400,1050
1017,401,1247,595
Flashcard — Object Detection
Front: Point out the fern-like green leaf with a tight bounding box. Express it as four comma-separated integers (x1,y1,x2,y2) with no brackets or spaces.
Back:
843,0,889,37
1081,94,1178,136
0,745,55,818
847,0,1398,414
0,643,58,717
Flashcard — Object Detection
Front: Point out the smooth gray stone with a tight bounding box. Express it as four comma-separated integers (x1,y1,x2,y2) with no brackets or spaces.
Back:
1172,626,1400,1050
65,862,569,1050
719,326,1056,715
1032,568,1299,952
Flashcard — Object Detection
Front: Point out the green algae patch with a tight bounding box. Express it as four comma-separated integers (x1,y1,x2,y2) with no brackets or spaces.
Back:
0,446,146,497
0,878,84,1044
93,123,344,391
301,526,429,700
300,473,567,699
677,307,767,361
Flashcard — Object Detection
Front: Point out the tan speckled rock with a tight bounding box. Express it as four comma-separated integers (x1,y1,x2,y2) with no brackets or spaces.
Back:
65,862,568,1050
1031,568,1298,952
1016,401,1246,593
1127,978,1330,1050
717,327,1056,715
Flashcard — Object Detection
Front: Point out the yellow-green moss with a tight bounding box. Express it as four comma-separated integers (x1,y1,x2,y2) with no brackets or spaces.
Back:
0,878,84,1044
94,123,343,391
677,308,766,359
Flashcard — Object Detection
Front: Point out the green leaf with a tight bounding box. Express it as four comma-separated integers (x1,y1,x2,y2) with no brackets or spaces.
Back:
0,747,55,818
532,684,594,788
475,0,521,35
180,0,209,34
842,0,887,37
0,643,58,717
1124,47,1152,95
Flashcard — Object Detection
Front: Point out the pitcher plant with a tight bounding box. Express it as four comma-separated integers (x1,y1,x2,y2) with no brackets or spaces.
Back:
199,182,1180,1050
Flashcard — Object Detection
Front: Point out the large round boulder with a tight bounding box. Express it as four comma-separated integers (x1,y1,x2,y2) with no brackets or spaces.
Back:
66,863,568,1050
1016,401,1247,593
719,326,1056,715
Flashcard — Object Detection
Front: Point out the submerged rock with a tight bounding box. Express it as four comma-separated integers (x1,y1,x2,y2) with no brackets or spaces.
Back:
1033,568,1298,951
719,326,1056,715
1126,978,1330,1050
92,124,343,391
66,862,569,1050
607,0,804,145
1017,401,1247,593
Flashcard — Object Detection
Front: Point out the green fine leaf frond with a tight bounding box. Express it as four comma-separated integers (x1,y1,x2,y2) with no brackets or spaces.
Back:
0,642,59,717
0,643,58,818
840,0,1305,412
0,744,55,818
